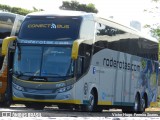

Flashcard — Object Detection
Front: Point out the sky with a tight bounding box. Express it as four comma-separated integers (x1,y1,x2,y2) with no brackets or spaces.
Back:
0,0,159,32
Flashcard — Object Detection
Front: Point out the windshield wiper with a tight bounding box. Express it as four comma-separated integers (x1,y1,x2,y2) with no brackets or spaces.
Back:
14,71,23,78
14,71,33,78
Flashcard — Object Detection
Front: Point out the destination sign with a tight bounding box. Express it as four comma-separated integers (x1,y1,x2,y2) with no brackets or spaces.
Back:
18,40,73,45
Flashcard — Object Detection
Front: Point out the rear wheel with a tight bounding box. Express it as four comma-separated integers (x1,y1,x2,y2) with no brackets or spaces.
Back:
134,94,140,112
122,94,145,113
140,97,145,113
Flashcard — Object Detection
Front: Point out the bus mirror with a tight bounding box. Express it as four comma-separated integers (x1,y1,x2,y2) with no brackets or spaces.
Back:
2,36,17,56
72,41,79,60
71,39,84,60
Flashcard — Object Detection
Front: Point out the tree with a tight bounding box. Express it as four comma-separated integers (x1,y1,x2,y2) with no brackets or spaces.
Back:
59,1,98,13
143,0,160,60
0,4,43,15
144,0,160,39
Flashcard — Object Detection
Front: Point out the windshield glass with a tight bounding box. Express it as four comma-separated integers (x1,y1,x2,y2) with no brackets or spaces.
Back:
18,16,82,40
13,46,74,79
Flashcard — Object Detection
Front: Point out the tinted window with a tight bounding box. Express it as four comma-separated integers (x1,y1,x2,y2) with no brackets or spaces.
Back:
18,16,82,40
0,15,15,39
95,22,158,60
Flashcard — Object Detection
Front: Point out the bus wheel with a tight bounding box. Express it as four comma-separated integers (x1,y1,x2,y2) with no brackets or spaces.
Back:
133,94,145,113
86,90,97,112
133,94,140,113
0,94,11,108
0,101,11,108
140,97,145,113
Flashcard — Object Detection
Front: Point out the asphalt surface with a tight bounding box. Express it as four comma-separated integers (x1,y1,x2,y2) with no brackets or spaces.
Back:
0,104,159,118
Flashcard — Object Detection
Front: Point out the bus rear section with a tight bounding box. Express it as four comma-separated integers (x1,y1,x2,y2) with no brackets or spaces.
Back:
0,12,24,106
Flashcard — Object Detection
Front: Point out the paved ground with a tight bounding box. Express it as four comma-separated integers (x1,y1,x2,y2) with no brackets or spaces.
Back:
0,104,159,118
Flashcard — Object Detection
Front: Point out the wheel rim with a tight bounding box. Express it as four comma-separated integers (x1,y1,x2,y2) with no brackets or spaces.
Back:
88,93,94,111
134,96,139,111
141,98,145,112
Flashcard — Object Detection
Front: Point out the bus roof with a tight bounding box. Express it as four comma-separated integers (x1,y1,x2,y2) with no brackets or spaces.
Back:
0,12,24,18
0,12,17,17
27,10,95,18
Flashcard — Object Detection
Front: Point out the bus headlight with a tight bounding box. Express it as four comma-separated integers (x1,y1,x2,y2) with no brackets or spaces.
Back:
57,85,73,93
13,83,24,91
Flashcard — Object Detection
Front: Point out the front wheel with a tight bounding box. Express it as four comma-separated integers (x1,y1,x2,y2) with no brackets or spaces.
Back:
81,90,102,112
0,101,11,108
0,93,11,108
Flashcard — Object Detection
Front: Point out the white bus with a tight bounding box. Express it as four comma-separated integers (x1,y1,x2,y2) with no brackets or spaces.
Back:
0,12,24,107
3,10,159,112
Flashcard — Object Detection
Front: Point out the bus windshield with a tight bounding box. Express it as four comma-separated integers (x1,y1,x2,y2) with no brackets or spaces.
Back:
18,16,82,40
13,46,74,80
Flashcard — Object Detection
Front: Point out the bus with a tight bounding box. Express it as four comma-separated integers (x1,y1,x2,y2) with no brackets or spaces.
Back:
2,10,158,112
0,12,24,107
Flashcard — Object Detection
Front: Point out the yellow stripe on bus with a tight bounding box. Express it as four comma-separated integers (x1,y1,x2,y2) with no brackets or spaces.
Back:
98,101,112,105
13,96,81,104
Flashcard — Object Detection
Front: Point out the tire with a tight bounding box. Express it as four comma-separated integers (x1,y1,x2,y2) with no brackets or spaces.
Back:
0,101,11,108
0,93,11,108
122,94,145,113
87,90,96,111
25,103,45,110
140,97,145,113
81,90,101,112
133,94,145,113
134,94,140,112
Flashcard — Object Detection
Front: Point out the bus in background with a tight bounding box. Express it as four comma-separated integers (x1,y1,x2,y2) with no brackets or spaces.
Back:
2,10,158,112
0,12,24,107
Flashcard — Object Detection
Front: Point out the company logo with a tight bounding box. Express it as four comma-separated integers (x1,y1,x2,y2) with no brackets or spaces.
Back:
51,23,56,29
28,23,70,29
103,58,140,72
93,67,96,74
28,24,51,28
33,78,45,81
